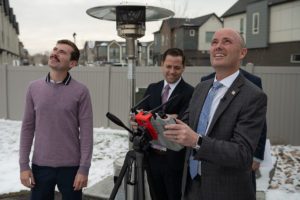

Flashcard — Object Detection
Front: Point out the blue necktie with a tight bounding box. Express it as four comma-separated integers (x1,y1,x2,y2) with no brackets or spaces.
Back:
189,81,223,179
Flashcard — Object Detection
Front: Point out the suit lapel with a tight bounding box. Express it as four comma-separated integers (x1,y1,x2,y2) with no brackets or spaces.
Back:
153,81,164,106
170,79,183,98
206,74,245,136
165,79,184,109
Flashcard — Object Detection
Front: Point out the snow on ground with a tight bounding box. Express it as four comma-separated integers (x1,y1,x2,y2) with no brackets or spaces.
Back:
0,119,128,194
266,145,300,199
0,119,299,199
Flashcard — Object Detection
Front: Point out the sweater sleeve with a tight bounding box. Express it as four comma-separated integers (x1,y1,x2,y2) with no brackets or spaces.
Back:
19,84,35,172
77,87,93,175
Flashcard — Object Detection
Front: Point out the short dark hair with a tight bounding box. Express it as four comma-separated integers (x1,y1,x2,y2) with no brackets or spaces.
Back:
161,48,185,66
57,39,80,62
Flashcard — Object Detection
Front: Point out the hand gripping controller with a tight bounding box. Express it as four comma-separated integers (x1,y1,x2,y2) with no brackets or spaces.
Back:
151,114,183,151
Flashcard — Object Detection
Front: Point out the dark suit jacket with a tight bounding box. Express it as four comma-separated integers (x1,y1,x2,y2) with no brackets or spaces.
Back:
182,74,267,200
139,78,194,169
201,69,267,160
139,79,194,120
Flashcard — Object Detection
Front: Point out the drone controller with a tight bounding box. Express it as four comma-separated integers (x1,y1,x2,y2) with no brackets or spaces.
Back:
150,113,176,136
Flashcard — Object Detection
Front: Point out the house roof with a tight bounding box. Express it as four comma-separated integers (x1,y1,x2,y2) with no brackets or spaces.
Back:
222,0,294,18
94,40,125,47
191,13,219,26
158,13,219,31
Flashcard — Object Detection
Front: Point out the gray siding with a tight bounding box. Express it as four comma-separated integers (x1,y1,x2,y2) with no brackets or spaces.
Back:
246,0,269,48
153,33,161,54
183,28,198,50
244,42,300,66
175,28,185,49
0,65,299,145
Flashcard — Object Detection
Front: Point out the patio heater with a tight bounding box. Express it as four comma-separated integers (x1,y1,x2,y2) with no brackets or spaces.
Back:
86,1,174,109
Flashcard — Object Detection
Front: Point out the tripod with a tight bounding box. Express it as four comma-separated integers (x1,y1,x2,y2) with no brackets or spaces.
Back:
106,113,157,200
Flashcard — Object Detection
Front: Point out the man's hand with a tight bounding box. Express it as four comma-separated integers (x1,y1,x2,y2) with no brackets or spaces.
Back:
73,173,88,191
164,119,198,147
129,110,143,131
252,160,261,171
20,170,35,188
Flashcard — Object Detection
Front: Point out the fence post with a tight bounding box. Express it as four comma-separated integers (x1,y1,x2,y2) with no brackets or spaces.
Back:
106,66,111,127
1,64,9,119
244,62,255,74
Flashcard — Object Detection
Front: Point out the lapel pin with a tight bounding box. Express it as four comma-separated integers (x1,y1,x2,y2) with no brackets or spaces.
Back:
231,90,236,95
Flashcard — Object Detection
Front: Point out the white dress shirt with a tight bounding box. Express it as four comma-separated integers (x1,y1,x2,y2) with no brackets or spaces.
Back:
205,70,240,134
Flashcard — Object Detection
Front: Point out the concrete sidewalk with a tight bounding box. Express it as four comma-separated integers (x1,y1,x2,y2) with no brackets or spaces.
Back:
84,157,125,200
83,165,274,200
83,176,125,200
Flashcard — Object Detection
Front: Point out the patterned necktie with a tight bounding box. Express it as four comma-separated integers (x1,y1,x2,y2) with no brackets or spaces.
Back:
162,84,171,104
189,81,223,179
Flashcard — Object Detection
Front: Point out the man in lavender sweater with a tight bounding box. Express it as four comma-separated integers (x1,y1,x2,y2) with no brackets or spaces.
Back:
19,39,93,200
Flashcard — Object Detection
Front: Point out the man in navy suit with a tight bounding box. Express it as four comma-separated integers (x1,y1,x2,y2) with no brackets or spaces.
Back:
138,48,194,200
201,68,267,193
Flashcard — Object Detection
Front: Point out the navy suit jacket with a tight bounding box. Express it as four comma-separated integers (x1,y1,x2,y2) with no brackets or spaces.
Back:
139,79,194,120
201,69,267,160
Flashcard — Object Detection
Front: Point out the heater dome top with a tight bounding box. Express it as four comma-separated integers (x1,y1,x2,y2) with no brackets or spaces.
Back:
86,4,174,22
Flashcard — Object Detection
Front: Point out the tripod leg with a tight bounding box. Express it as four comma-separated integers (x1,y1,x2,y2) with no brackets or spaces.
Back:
135,151,145,200
109,151,132,200
125,155,135,200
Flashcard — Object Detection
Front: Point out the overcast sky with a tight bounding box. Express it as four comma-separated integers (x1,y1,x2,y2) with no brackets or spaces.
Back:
9,0,237,55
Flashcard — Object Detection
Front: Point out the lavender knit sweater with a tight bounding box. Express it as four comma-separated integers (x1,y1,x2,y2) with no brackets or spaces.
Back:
19,77,93,175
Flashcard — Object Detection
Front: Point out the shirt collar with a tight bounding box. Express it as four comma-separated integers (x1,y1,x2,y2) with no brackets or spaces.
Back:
45,72,72,85
214,70,240,88
164,77,182,91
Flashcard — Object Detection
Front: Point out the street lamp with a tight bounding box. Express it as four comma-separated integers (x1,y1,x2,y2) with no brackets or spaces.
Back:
86,2,174,109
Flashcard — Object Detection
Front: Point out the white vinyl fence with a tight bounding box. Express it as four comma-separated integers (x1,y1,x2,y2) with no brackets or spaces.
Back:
0,65,299,145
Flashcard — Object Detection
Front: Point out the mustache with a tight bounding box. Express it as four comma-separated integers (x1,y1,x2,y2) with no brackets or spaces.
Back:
50,55,60,62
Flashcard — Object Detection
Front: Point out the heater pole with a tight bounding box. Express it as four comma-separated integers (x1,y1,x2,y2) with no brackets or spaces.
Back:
126,37,136,109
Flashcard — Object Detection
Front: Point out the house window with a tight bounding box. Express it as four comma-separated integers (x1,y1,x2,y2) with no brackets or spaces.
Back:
290,54,300,63
240,18,244,35
252,12,259,34
205,31,214,43
190,29,195,37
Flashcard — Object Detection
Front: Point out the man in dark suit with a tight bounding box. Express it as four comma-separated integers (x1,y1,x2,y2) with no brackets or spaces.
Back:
201,68,267,193
164,28,267,200
138,48,194,200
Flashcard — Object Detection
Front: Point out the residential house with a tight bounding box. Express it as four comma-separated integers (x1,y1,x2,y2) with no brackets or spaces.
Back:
137,41,154,66
0,0,20,66
222,0,300,66
153,13,222,66
82,40,154,67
